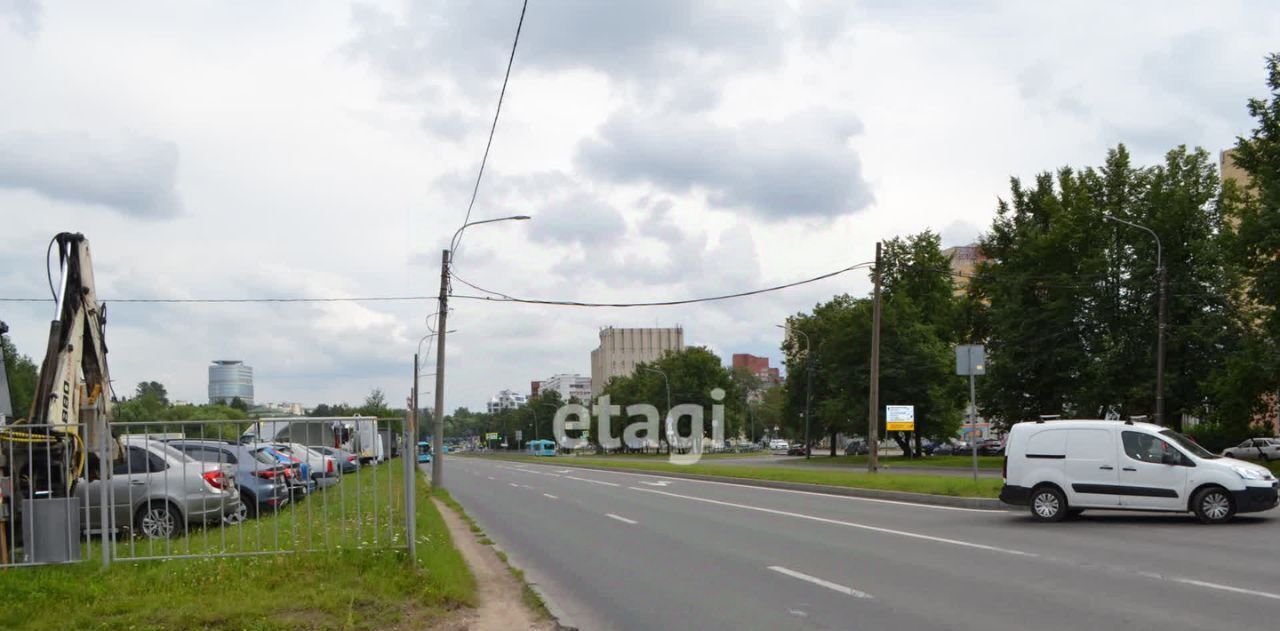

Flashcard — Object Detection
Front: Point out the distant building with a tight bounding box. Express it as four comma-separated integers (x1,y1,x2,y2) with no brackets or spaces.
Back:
208,360,254,406
258,401,305,416
590,327,685,396
1221,148,1252,193
942,244,985,296
530,380,541,398
732,354,781,386
487,389,528,414
535,373,592,403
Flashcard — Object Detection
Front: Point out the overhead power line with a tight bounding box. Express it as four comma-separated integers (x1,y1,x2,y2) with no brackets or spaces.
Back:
450,0,529,256
0,296,433,304
448,262,875,308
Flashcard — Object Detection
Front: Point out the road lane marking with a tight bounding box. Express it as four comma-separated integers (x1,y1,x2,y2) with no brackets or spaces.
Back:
606,513,638,525
769,566,873,599
630,486,1035,557
543,493,558,499
506,461,997,512
487,476,495,480
498,465,561,477
509,483,519,487
639,480,672,487
630,485,1280,603
567,475,621,487
1168,577,1280,602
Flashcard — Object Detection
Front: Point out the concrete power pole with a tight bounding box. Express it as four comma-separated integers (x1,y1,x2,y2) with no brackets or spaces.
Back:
432,249,449,488
868,241,882,473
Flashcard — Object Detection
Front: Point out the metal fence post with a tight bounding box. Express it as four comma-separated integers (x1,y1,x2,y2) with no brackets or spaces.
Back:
403,381,416,560
99,419,111,568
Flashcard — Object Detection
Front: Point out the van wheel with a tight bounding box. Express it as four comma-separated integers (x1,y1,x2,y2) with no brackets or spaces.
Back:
1029,486,1068,522
1192,487,1235,524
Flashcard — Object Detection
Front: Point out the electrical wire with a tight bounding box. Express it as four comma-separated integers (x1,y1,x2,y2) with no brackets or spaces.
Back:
448,262,875,308
0,296,434,304
450,0,529,256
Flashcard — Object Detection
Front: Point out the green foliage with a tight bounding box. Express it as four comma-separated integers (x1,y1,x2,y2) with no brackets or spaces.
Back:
1,331,38,419
783,231,965,454
134,380,169,406
228,396,249,412
972,144,1239,430
601,347,744,452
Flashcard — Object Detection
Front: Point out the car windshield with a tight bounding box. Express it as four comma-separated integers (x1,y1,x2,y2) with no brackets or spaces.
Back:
1158,429,1218,459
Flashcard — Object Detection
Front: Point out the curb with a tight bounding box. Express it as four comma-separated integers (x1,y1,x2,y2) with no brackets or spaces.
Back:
485,457,1009,511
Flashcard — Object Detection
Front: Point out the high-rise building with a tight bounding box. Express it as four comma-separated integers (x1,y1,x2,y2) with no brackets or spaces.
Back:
487,389,528,414
590,327,684,396
535,373,592,402
208,360,254,406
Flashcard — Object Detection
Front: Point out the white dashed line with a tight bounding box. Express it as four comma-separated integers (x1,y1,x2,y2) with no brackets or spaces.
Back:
566,475,620,487
605,513,638,525
769,566,873,599
543,493,558,499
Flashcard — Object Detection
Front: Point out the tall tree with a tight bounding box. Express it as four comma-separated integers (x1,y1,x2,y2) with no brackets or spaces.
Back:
135,381,169,406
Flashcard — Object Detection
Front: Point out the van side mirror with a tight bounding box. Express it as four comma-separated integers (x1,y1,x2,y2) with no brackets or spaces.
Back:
1161,451,1181,466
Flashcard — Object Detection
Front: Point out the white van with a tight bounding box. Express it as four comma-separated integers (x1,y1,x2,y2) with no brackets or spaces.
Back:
1000,420,1278,523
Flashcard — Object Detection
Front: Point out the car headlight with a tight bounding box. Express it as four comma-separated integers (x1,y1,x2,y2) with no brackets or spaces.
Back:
1231,465,1266,480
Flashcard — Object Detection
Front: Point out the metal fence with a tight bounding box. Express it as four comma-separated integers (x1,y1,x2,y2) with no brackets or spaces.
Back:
0,416,417,567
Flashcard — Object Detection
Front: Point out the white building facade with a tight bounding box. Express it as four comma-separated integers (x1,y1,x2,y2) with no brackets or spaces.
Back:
487,389,528,414
537,373,592,403
590,327,685,396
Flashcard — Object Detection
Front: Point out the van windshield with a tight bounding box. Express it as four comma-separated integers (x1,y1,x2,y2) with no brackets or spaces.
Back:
1158,429,1218,459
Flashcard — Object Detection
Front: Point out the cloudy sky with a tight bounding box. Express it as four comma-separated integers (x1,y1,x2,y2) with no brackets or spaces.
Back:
1,0,1276,411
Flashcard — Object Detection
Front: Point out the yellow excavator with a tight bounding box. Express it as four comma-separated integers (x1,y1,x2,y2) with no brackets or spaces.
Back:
1,233,120,562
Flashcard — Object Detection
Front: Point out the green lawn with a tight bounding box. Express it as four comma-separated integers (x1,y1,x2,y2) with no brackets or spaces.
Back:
795,454,1004,470
0,462,476,631
478,454,1001,498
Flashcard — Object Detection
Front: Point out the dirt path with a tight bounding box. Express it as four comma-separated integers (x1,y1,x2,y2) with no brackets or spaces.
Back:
432,497,556,631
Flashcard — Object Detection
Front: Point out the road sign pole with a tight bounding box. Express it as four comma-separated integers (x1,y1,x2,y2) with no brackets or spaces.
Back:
968,347,978,483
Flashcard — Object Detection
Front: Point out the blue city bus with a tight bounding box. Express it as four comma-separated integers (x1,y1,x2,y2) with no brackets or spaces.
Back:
526,439,556,457
417,441,431,463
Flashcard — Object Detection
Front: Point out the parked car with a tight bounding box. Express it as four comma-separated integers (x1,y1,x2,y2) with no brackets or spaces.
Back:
166,439,291,522
258,445,316,498
844,439,869,455
976,438,1005,456
927,441,957,456
768,439,789,452
273,443,340,490
1000,419,1279,523
786,444,809,456
1222,438,1280,462
314,446,360,474
75,435,241,539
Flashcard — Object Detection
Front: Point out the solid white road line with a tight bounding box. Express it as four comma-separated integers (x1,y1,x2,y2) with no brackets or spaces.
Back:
605,513,638,525
487,476,495,480
566,475,621,487
630,486,1034,557
510,483,520,487
543,493,559,499
768,566,873,599
504,460,998,512
1169,577,1280,602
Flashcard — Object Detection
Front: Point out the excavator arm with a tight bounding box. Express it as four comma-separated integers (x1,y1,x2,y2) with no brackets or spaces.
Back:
2,233,117,499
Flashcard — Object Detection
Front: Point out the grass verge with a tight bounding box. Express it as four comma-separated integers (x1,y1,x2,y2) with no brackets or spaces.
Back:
0,462,475,631
793,454,1004,470
477,454,1001,498
432,488,552,622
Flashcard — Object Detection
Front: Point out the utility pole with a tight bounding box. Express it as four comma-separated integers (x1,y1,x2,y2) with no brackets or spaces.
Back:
868,241,882,473
405,355,417,560
1156,265,1167,426
431,249,449,488
804,355,813,459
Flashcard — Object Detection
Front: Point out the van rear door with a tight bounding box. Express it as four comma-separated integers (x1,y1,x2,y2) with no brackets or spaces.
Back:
1063,428,1120,507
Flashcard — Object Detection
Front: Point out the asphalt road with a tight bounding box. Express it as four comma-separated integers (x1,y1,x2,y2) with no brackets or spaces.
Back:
442,457,1280,631
712,454,1003,478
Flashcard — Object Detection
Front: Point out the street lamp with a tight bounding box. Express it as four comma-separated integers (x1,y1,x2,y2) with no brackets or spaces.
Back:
1103,214,1166,425
638,366,673,454
432,214,532,489
528,401,560,451
777,324,813,459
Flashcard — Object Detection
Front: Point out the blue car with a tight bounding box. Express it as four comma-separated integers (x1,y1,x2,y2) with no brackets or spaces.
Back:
261,445,317,496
